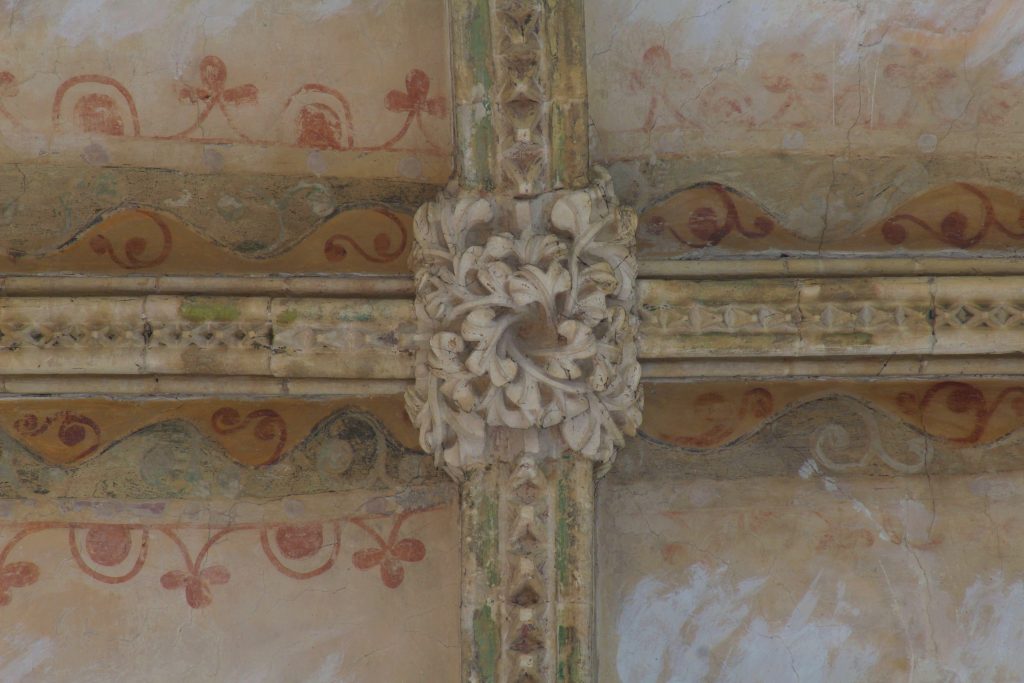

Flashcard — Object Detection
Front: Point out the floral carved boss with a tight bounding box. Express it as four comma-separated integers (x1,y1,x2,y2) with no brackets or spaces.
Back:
406,170,643,473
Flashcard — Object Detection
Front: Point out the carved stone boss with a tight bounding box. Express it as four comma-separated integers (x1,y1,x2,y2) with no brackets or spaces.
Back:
406,1,643,679
406,170,642,476
406,171,642,682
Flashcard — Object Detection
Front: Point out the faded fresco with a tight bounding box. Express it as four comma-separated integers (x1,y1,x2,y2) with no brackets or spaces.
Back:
0,0,450,275
599,474,1024,682
0,0,451,176
598,379,1024,681
0,396,458,681
0,491,458,682
586,0,1024,254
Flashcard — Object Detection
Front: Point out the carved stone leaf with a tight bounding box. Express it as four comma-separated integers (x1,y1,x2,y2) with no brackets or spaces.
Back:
428,332,464,374
582,262,619,294
477,261,514,295
442,376,478,412
463,308,518,386
508,263,570,308
505,374,542,420
543,320,595,381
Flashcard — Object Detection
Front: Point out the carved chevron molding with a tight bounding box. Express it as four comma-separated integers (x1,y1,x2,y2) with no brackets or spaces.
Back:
14,275,1024,382
638,276,1024,361
0,295,413,379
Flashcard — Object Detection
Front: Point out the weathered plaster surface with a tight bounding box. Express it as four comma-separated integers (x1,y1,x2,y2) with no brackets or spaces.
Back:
588,0,1024,159
598,471,1024,682
0,0,451,177
0,490,459,682
0,0,449,275
586,0,1024,252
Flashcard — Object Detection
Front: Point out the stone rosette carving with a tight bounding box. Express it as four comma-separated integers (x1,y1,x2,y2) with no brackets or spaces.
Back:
406,169,643,473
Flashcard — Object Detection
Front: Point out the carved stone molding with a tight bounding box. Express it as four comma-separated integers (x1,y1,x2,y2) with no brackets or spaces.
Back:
405,167,637,679
405,169,642,475
427,2,629,679
463,456,593,682
450,0,587,194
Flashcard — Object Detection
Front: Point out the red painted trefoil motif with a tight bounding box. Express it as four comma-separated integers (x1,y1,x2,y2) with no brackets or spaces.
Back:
160,564,231,609
352,510,427,588
380,69,447,149
171,56,258,141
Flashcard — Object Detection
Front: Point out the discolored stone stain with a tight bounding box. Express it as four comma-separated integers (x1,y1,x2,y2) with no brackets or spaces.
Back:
275,309,299,325
472,604,499,683
472,491,500,589
180,300,241,323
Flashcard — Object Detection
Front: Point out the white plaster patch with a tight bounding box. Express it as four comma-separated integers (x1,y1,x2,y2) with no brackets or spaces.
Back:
219,647,347,683
397,155,424,180
8,0,377,56
925,574,1024,681
0,636,54,681
43,0,258,44
616,567,765,682
617,566,878,682
717,576,879,682
896,498,935,547
307,150,329,177
616,0,1024,76
968,476,1019,500
306,653,347,683
798,458,820,479
917,133,939,153
782,131,805,151
163,190,193,208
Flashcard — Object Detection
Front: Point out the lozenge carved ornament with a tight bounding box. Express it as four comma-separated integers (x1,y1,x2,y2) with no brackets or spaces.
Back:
406,170,643,473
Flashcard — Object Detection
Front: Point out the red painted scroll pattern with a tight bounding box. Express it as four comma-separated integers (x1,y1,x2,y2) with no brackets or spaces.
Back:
9,405,291,467
895,382,1024,445
5,203,412,273
644,183,775,249
0,508,437,609
643,381,1024,450
879,183,1024,249
13,411,103,462
640,182,1024,253
85,208,174,269
652,388,774,448
1,55,447,153
322,206,408,264
211,407,289,466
